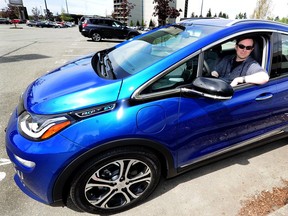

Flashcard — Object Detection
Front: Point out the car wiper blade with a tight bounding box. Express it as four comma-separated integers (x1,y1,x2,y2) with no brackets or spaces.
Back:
103,54,114,77
172,24,186,30
95,50,115,79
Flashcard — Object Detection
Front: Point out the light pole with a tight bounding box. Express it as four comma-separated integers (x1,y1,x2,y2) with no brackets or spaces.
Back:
184,0,188,18
200,0,204,17
44,0,48,12
44,0,48,19
65,0,69,14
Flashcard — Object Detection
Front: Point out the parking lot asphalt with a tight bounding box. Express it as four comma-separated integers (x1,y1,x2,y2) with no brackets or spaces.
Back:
271,205,288,216
1,24,288,216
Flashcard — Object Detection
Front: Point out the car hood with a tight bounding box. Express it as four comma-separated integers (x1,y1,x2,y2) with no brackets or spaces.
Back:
23,55,122,114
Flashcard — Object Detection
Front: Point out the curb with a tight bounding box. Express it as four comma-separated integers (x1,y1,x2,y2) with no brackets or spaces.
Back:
269,205,288,216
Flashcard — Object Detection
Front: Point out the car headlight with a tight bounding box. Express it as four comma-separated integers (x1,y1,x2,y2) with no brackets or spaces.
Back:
18,111,73,140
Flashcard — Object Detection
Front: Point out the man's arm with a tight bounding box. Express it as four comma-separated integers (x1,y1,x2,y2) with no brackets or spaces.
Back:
230,72,269,87
230,63,269,87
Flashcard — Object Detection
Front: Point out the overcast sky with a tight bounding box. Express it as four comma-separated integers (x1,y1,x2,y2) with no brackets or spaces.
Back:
1,0,287,19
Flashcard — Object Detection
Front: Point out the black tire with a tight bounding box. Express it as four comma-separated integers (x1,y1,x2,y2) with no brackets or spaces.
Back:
92,32,102,42
127,33,137,40
69,147,161,215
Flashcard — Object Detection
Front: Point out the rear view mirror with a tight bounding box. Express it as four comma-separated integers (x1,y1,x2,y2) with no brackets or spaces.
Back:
181,77,234,100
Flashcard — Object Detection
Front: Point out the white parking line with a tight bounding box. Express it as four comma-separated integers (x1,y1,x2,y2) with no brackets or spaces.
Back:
0,172,6,182
0,159,11,182
0,158,11,166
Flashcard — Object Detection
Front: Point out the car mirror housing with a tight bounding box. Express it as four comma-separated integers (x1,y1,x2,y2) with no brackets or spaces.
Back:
181,77,234,100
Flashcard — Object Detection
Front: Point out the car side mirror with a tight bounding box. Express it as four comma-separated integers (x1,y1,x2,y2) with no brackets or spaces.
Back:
181,77,234,100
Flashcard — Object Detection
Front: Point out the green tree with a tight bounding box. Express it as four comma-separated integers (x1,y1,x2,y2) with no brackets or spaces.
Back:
31,7,41,20
252,0,272,19
243,12,247,19
115,0,135,25
153,0,181,25
236,12,247,19
44,8,53,20
60,9,73,22
149,19,155,28
279,17,288,24
206,8,212,17
1,5,18,19
218,12,229,19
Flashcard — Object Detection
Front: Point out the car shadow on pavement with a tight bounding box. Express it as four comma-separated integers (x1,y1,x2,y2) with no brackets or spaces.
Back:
0,54,51,64
147,138,288,203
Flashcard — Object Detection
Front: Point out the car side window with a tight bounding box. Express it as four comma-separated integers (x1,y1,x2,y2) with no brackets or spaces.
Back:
271,33,288,78
91,19,99,25
203,35,267,79
105,20,114,26
143,56,199,93
112,21,122,28
281,34,288,73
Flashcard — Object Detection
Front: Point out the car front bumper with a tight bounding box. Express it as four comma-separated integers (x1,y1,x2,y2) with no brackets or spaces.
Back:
5,109,86,204
81,30,89,37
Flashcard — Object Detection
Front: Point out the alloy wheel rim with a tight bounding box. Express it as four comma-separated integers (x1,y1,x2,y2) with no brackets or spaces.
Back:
84,159,152,209
93,34,100,41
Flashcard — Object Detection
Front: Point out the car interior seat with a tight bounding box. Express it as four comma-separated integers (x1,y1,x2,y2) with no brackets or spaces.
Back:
250,37,263,65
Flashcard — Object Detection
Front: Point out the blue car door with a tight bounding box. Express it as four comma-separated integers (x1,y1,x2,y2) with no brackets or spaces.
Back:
268,33,288,135
177,82,278,168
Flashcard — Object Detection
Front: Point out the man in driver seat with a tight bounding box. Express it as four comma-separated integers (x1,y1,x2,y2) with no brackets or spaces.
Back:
211,36,269,87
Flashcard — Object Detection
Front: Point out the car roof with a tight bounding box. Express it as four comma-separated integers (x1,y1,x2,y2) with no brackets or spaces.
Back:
179,18,233,27
179,18,288,28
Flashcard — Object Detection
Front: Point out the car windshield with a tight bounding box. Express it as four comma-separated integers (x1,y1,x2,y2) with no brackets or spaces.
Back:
93,24,223,79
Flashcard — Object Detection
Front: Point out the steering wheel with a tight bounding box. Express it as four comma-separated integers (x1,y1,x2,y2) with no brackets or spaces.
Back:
202,60,211,77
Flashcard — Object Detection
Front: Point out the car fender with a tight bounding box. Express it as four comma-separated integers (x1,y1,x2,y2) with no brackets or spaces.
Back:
51,138,176,205
88,28,100,37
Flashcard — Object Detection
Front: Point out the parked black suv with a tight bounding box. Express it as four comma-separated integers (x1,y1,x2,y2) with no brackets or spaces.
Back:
80,17,140,42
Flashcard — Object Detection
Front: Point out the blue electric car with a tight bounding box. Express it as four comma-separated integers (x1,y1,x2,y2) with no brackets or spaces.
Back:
5,19,288,214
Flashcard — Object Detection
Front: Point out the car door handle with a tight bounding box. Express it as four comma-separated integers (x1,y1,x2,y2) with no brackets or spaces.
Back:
255,93,273,101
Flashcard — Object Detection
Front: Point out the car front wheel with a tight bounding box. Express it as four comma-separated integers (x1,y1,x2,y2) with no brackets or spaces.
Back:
92,32,102,42
127,33,137,40
69,147,161,214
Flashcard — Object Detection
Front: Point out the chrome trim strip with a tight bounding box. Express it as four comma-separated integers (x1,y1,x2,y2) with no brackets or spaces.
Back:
226,19,288,27
133,89,181,100
255,94,273,101
180,129,285,169
181,88,232,100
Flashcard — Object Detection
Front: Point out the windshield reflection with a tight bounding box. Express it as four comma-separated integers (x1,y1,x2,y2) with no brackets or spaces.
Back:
95,24,223,79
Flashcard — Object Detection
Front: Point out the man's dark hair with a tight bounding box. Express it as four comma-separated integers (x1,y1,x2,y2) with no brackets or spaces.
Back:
236,36,255,47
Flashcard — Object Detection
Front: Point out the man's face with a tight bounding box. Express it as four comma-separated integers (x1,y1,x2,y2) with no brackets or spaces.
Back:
235,39,254,61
